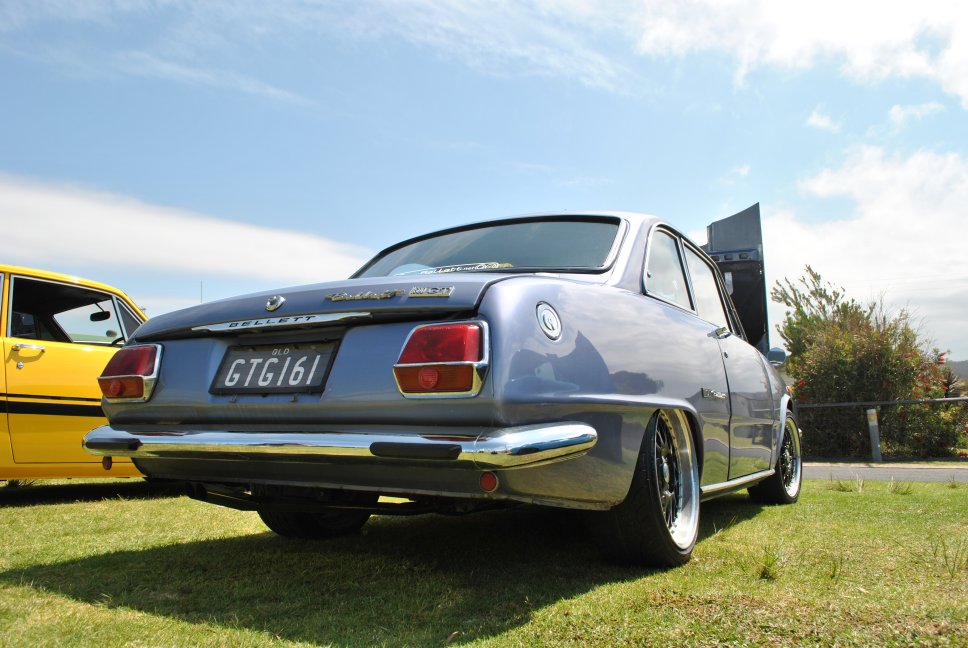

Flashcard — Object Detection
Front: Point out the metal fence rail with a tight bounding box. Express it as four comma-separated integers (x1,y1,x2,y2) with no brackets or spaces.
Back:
797,396,967,461
798,396,968,410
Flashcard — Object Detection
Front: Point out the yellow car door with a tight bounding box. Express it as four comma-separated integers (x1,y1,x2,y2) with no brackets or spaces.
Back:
2,270,144,477
5,338,113,463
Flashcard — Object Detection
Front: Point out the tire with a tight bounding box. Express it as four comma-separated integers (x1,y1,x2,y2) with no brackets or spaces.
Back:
257,490,378,539
258,508,372,539
748,413,802,504
594,410,701,567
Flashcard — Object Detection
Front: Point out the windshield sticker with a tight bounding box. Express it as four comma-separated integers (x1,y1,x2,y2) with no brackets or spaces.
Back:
398,262,513,275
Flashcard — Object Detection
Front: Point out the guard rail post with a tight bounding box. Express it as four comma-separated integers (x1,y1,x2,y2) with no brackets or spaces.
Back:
866,408,882,462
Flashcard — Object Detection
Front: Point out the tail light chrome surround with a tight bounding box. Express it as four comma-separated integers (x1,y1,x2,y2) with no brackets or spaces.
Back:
98,344,163,403
393,321,489,398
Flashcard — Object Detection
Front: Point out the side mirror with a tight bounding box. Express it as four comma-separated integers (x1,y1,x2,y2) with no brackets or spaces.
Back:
767,347,787,366
90,311,111,322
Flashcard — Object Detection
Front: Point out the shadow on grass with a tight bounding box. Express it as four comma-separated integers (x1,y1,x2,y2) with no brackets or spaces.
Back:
0,494,762,645
0,479,182,508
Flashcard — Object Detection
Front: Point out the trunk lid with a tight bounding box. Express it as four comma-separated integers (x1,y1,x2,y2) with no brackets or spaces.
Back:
133,275,512,341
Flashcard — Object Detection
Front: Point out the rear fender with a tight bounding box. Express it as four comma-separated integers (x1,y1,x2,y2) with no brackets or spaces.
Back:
772,392,797,466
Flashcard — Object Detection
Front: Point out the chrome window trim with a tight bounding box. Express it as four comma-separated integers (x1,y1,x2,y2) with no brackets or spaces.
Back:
681,240,731,330
356,215,628,278
7,274,118,345
643,225,746,338
600,217,630,272
116,299,145,341
681,238,747,339
642,224,695,312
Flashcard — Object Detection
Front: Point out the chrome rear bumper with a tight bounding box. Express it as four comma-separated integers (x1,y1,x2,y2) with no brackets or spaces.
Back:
83,422,598,470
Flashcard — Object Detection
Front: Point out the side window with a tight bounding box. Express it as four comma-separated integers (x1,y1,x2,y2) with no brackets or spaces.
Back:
684,246,730,329
9,277,124,345
645,230,691,309
54,298,123,344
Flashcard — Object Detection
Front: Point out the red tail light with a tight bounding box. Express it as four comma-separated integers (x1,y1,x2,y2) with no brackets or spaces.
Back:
393,323,487,397
98,344,162,402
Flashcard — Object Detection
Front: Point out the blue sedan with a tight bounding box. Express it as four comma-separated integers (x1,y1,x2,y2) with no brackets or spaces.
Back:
85,208,802,567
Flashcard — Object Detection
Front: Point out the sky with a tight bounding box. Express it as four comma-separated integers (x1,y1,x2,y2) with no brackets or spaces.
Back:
1,0,966,359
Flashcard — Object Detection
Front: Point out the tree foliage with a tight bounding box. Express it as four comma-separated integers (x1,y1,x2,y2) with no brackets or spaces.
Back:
772,266,966,457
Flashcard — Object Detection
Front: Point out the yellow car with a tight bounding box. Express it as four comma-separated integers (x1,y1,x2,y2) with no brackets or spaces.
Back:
1,265,146,479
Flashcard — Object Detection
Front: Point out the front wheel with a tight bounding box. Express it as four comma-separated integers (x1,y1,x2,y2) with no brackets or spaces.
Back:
594,410,700,567
748,413,802,504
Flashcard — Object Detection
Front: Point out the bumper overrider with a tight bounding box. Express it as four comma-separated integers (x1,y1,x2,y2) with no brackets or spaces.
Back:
83,422,598,470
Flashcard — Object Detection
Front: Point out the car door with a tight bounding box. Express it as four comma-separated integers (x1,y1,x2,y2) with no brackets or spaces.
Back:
3,275,135,465
643,228,732,487
681,243,774,478
0,271,9,468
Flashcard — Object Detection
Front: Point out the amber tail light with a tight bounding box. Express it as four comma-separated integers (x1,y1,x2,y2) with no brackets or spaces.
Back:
393,323,487,397
98,344,162,402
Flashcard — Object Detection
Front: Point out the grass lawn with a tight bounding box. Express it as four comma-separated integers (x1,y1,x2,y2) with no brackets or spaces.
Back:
0,478,965,647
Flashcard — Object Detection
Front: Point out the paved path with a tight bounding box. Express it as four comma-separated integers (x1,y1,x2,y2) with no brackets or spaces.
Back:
805,462,968,483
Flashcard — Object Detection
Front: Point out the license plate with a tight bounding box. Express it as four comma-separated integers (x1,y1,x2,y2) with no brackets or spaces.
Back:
210,343,335,394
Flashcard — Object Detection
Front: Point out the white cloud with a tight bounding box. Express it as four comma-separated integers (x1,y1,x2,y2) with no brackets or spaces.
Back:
114,52,313,105
719,164,751,186
1,1,632,93
0,174,370,284
557,175,614,188
888,101,946,127
763,146,968,358
632,1,968,107
806,107,840,132
6,2,968,105
350,1,630,91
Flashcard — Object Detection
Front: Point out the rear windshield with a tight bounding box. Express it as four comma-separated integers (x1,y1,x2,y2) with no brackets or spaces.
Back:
356,217,622,278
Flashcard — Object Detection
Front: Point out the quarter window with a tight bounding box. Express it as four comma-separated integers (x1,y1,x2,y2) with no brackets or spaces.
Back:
118,302,143,339
645,230,691,309
684,246,730,329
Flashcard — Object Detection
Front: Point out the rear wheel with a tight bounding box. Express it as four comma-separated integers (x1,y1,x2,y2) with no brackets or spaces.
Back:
748,413,802,504
595,410,700,567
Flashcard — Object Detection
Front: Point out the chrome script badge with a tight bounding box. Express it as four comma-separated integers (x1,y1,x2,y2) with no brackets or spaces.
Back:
325,289,405,302
408,286,454,298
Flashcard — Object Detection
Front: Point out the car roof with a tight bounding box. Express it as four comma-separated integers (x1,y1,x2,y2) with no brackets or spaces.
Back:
474,210,663,229
0,264,142,312
372,211,664,252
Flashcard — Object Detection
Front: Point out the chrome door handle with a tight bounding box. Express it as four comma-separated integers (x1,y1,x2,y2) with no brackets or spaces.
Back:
13,343,45,352
713,327,731,340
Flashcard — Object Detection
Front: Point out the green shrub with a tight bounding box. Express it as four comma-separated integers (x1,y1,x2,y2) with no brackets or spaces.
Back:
773,266,967,458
